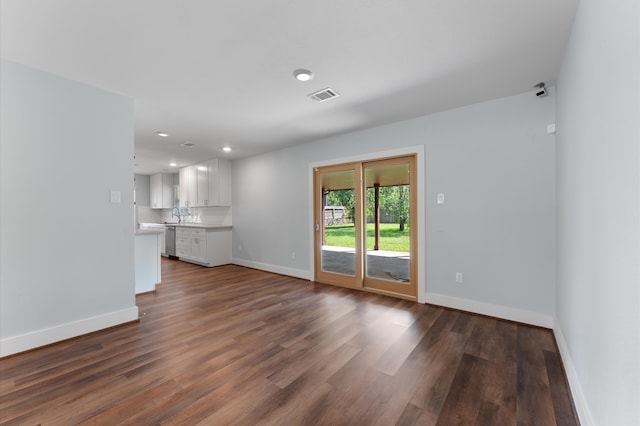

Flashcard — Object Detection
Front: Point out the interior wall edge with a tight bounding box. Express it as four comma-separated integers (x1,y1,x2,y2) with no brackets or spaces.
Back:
231,258,313,281
227,261,555,329
425,292,553,328
0,306,139,358
553,319,595,426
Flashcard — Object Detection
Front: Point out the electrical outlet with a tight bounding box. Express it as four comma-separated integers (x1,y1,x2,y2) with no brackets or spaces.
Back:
455,272,463,283
291,251,296,260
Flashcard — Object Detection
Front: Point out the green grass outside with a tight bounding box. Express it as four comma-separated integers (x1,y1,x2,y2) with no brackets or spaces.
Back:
324,223,410,252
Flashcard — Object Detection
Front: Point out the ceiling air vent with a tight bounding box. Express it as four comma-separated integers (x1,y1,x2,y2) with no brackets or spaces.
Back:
308,87,340,102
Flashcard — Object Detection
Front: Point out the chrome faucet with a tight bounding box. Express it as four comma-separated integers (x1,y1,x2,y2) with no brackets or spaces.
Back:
172,207,190,223
173,207,182,223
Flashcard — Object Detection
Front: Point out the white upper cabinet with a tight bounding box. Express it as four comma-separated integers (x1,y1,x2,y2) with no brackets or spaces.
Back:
205,160,218,206
179,159,231,207
162,174,174,206
196,163,210,206
179,166,197,207
150,173,176,209
150,174,161,208
207,158,231,206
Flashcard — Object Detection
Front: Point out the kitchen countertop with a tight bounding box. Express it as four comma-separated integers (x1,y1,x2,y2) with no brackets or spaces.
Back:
139,222,232,230
173,223,232,230
135,228,164,235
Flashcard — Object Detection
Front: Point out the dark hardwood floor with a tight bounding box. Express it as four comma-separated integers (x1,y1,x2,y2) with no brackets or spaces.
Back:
0,258,578,425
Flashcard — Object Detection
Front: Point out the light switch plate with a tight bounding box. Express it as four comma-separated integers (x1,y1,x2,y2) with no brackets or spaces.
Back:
110,190,121,204
437,193,445,204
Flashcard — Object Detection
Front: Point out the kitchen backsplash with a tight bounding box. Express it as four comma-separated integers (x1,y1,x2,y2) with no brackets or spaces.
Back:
137,206,232,226
137,206,163,224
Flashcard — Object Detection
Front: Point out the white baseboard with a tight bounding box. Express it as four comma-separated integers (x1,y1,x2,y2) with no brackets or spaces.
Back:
553,319,595,426
231,258,313,281
0,306,139,357
226,264,552,328
425,292,554,328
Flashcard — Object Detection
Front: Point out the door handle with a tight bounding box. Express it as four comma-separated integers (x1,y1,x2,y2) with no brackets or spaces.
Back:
315,223,320,232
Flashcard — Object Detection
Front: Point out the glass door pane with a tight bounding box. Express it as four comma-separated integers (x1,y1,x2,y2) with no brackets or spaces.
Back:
314,164,362,289
363,156,416,299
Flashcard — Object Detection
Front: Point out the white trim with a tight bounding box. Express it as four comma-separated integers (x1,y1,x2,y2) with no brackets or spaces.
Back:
231,258,313,281
553,319,595,426
0,306,139,357
426,292,553,328
308,145,426,302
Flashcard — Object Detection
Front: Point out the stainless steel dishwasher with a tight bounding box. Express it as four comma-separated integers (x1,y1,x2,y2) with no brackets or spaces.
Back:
165,225,177,258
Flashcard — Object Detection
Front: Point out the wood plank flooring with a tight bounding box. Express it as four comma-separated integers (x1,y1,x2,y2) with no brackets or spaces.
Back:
0,259,579,425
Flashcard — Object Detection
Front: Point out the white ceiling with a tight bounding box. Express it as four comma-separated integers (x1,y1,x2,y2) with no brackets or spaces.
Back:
1,0,578,175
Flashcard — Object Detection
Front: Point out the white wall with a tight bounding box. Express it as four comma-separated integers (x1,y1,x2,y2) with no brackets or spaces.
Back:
0,60,138,356
232,90,556,326
554,0,640,424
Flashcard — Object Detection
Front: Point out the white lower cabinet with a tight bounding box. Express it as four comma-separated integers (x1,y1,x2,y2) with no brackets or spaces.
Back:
176,233,192,258
135,231,162,294
140,224,167,255
176,227,230,267
191,232,207,262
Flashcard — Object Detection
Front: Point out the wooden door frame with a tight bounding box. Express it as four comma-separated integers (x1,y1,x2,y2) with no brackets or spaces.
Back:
309,145,426,303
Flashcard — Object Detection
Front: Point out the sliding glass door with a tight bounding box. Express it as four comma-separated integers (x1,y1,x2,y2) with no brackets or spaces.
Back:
314,155,417,300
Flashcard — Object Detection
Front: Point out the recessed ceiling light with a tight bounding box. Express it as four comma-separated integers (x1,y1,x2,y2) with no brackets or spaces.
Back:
293,69,313,82
181,143,196,148
222,146,232,152
169,162,177,167
156,132,169,137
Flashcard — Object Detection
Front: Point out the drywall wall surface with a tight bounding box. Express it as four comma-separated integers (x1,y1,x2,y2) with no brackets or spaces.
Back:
555,0,640,424
0,60,137,356
232,89,556,320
